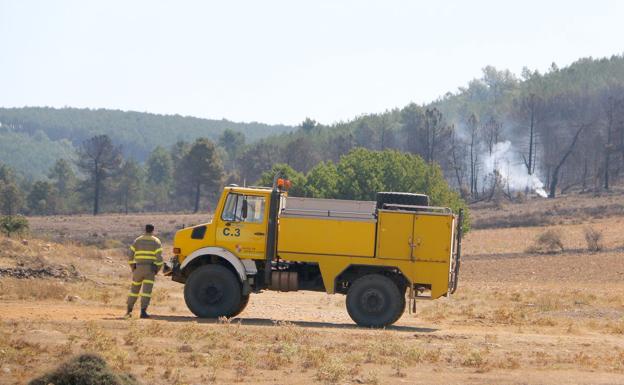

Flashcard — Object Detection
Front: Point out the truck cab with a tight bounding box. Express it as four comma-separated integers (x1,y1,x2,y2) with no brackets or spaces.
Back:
168,180,462,327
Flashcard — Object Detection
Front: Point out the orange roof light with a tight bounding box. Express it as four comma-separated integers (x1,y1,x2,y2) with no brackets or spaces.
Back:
277,178,291,191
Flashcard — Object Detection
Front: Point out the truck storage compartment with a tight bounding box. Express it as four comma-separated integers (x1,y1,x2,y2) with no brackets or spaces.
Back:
376,209,454,264
278,217,376,257
411,214,454,263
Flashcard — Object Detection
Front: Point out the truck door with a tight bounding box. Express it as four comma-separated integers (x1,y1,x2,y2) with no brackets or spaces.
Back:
216,192,267,260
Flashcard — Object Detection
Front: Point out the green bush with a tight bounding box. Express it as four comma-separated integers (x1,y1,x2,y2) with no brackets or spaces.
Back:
257,149,470,231
0,215,29,237
29,353,140,385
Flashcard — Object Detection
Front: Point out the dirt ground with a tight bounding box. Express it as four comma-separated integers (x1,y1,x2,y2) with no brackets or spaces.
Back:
2,195,624,384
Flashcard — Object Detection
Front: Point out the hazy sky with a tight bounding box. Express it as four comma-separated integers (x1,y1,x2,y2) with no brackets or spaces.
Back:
1,1,623,126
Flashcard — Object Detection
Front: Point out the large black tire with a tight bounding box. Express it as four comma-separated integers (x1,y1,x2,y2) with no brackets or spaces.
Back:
346,274,404,327
230,295,250,318
184,264,242,318
389,288,407,325
376,192,429,210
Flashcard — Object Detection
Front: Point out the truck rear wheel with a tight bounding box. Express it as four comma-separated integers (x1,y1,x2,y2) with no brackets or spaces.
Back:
184,264,242,318
346,274,403,327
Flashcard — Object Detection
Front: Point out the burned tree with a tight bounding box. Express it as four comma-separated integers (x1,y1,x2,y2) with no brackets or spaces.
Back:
467,114,480,197
548,124,586,198
521,94,540,176
449,127,466,191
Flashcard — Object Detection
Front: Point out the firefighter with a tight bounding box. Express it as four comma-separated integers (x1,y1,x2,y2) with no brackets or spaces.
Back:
125,224,163,319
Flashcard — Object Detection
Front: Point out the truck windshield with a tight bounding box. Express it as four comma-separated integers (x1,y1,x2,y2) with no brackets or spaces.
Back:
221,193,265,223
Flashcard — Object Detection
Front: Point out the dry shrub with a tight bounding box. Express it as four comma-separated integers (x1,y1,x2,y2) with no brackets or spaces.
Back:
496,353,521,369
232,346,255,380
404,346,424,364
315,357,347,384
531,351,552,366
83,322,116,352
272,320,308,343
526,229,564,253
391,357,406,377
176,323,203,344
492,306,526,325
123,325,143,346
188,352,206,368
1,337,42,366
584,227,603,252
534,317,557,327
28,353,139,385
264,342,294,369
573,352,597,368
362,370,380,385
300,346,325,369
535,295,564,312
422,349,441,363
461,350,488,371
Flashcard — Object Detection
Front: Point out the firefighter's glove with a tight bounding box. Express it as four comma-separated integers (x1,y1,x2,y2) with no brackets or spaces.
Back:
152,265,158,274
130,263,136,271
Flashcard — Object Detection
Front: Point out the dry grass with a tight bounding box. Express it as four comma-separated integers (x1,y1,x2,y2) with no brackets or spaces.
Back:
470,192,624,229
27,212,211,248
0,278,69,300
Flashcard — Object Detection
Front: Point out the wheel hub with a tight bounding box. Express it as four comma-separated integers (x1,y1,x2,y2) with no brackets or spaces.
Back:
198,281,224,305
361,288,385,313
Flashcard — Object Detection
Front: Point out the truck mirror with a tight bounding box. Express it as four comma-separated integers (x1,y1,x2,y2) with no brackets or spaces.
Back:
241,198,248,219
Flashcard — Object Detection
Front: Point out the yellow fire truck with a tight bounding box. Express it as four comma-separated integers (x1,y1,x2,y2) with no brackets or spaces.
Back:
166,177,463,327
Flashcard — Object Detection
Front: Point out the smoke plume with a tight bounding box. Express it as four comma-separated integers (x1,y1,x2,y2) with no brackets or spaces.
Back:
483,141,548,198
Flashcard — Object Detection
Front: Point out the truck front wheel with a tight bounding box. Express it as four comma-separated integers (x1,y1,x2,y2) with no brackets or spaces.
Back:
346,274,404,327
230,295,250,318
184,264,242,318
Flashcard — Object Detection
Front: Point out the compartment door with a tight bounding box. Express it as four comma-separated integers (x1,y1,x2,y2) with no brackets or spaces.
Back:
376,211,415,260
411,214,454,263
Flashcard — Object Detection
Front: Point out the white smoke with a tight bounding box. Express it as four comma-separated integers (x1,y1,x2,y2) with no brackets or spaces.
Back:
483,141,548,198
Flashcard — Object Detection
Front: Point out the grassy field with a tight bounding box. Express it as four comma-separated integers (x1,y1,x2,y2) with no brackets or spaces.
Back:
1,194,624,384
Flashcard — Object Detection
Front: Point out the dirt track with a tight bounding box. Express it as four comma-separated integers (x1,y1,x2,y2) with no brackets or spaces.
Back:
3,283,624,385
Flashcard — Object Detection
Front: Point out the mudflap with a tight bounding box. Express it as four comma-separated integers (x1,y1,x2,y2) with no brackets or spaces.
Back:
165,259,185,283
408,284,417,314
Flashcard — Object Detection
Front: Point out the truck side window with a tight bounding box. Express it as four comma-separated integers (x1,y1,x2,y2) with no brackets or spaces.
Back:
245,195,265,223
221,193,265,223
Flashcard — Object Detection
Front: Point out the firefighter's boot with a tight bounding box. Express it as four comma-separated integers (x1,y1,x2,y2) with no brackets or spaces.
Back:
140,309,150,319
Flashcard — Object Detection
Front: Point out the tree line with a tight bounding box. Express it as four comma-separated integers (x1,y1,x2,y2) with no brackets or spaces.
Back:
0,134,466,227
0,135,224,216
0,107,294,179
